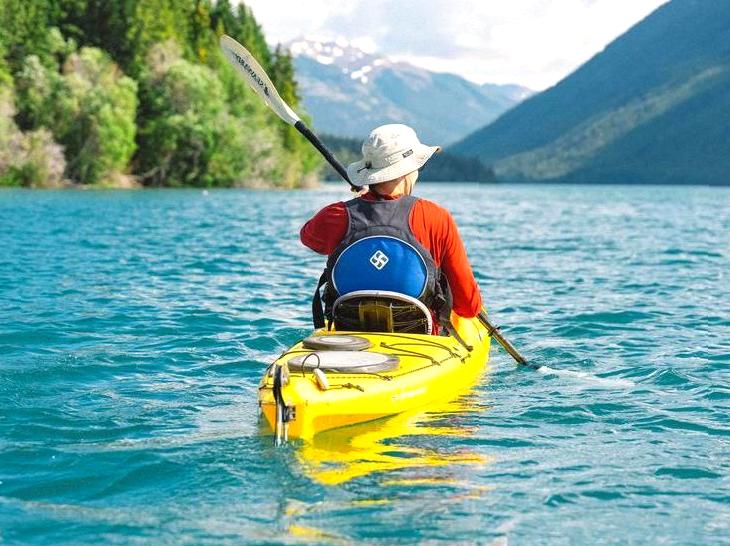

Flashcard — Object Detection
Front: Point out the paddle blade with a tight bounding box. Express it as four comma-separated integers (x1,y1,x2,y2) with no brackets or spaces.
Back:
219,34,300,126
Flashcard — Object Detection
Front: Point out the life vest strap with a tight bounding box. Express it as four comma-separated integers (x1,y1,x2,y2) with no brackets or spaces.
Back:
311,272,327,329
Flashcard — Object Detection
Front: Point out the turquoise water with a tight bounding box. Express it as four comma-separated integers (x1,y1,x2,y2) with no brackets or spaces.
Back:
1,184,728,545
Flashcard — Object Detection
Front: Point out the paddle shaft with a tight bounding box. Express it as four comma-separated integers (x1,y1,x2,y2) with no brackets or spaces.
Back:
478,311,536,369
295,121,361,191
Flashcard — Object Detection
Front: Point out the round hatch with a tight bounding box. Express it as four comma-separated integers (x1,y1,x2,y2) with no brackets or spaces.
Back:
287,351,399,373
302,334,371,351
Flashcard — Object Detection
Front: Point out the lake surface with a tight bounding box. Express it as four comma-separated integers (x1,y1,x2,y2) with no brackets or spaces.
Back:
1,184,729,545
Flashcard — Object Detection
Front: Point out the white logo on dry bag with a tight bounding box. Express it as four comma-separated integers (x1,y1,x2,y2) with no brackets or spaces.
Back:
369,250,389,270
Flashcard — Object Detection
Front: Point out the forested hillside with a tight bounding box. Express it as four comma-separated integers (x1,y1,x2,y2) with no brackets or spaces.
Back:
0,0,320,187
454,0,730,185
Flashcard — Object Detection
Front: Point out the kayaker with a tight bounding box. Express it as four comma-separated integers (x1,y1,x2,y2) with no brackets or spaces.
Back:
301,124,482,333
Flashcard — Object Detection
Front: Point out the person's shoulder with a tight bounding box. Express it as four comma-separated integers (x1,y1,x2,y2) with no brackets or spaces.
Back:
319,201,348,213
414,197,453,220
306,201,348,226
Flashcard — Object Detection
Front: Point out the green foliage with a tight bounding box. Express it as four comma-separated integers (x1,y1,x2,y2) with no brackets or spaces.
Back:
188,0,214,63
0,0,52,70
210,0,237,39
271,45,299,152
0,1,76,69
0,78,66,187
53,0,132,67
0,45,10,86
125,0,188,76
0,22,6,74
6,128,67,187
136,42,285,187
270,45,322,176
0,80,26,186
0,0,323,187
15,47,138,184
64,49,138,183
224,2,271,72
14,55,62,130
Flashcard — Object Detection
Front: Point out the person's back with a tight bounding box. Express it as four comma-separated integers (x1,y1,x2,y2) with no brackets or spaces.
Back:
301,124,482,333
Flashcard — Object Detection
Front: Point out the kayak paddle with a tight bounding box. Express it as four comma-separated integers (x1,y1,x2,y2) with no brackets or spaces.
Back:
477,310,538,370
219,35,361,192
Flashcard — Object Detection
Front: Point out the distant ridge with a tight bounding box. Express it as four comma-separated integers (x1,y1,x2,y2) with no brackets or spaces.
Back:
320,134,495,183
289,37,532,145
453,0,730,185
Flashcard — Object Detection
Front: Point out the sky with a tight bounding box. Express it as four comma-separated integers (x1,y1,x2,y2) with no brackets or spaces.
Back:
242,0,669,90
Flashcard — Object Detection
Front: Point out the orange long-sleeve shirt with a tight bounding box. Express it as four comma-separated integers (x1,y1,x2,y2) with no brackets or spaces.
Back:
300,192,482,318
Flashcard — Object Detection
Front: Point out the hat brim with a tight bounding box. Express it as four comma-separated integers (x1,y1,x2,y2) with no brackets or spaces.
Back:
347,144,441,186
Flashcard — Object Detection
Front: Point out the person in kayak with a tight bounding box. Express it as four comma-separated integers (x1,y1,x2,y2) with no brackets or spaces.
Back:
301,124,482,335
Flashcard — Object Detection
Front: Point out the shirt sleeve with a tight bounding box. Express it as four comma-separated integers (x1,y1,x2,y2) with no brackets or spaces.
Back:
440,211,483,318
300,202,349,255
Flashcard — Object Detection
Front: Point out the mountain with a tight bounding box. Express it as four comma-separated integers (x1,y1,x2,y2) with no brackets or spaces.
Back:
289,38,532,145
453,0,730,186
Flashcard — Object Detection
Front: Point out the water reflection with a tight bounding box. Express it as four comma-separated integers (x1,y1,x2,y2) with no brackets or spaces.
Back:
296,390,492,486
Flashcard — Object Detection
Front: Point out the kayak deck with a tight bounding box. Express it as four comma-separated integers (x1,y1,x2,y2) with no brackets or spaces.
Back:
258,315,491,440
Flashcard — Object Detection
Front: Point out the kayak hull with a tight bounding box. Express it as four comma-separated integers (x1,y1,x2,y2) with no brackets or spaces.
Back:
258,315,491,440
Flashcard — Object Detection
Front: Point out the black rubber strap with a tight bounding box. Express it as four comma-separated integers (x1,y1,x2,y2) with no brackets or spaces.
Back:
272,366,292,423
311,272,327,329
295,120,362,192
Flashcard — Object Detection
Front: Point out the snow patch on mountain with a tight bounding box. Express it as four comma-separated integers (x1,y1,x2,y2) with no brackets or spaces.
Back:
288,37,533,143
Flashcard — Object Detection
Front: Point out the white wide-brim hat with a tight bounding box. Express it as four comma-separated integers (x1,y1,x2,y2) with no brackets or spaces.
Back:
347,124,441,186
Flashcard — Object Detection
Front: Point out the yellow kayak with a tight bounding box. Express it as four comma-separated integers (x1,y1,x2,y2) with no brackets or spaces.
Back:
258,314,491,442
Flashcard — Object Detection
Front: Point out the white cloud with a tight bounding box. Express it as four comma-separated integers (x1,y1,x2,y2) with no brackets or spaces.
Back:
242,0,669,90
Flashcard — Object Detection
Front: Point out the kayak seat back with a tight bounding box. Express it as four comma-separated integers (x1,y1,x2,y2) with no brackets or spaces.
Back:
332,290,433,334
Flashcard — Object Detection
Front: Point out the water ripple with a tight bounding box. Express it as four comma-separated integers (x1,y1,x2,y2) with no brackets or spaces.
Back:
1,185,729,544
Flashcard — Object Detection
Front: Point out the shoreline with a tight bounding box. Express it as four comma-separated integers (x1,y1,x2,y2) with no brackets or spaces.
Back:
2,180,728,190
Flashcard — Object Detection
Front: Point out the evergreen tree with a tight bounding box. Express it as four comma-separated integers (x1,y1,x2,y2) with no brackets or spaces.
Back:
270,45,322,177
125,0,187,76
0,0,325,187
0,26,8,75
0,0,57,71
234,3,271,72
210,0,238,37
188,0,214,63
51,0,89,46
271,44,300,151
53,0,131,68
